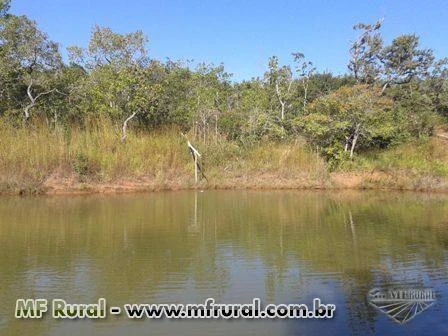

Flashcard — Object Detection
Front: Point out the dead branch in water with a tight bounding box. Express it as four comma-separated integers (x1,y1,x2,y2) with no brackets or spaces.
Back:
181,133,208,183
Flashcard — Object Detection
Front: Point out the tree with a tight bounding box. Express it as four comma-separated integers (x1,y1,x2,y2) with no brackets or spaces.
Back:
381,34,434,93
118,65,163,141
299,72,356,103
68,26,162,140
348,20,434,95
228,79,282,143
266,56,293,121
295,85,395,162
0,0,10,18
292,52,316,109
0,14,63,120
186,63,231,142
0,7,446,168
348,19,384,84
389,82,436,139
423,58,448,116
68,25,148,70
69,26,165,142
73,61,162,140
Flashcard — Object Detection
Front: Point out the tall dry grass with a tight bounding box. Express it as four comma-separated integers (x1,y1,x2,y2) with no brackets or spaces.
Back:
344,137,448,190
0,120,328,193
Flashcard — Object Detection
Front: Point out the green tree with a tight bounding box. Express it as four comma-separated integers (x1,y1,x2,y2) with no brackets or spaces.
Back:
68,25,148,69
228,79,282,143
389,82,436,139
381,34,434,93
292,52,316,109
187,63,231,142
0,0,10,18
425,58,448,116
348,19,384,84
69,26,162,140
348,20,435,95
266,56,293,121
0,14,63,120
295,85,395,163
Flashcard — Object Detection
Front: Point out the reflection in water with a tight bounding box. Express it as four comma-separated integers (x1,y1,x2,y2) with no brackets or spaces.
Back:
0,190,447,335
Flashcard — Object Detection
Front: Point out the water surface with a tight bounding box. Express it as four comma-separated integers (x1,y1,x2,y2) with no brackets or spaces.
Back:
0,190,447,335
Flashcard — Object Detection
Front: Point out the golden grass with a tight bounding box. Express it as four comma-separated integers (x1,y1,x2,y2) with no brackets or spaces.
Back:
343,137,448,190
3,118,447,194
0,121,328,194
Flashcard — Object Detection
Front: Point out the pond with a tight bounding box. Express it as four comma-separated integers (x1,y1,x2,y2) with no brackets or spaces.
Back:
0,190,447,335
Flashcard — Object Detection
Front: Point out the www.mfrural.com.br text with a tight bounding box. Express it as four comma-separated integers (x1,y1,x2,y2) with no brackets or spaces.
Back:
15,298,336,320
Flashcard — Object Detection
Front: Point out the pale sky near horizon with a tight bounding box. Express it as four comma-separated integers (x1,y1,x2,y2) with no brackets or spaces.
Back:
10,0,448,80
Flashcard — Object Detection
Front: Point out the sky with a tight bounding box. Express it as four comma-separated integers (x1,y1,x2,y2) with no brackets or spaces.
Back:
10,0,448,81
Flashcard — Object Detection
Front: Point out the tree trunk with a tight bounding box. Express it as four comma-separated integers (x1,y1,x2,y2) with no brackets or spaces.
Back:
23,79,65,121
381,81,389,95
121,111,138,142
280,101,285,120
276,82,285,120
350,124,361,159
24,81,35,120
344,136,350,152
303,82,308,109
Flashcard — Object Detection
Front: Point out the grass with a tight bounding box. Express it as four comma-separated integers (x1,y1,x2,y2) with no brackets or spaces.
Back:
2,119,448,194
0,120,328,194
343,137,448,190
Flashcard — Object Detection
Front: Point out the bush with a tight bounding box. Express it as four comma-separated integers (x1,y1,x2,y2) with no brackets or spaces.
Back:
293,85,399,166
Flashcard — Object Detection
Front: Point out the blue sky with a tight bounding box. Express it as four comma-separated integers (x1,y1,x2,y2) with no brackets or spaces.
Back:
10,0,448,80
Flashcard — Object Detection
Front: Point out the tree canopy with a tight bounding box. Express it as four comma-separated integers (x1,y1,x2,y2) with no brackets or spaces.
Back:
1,7,447,166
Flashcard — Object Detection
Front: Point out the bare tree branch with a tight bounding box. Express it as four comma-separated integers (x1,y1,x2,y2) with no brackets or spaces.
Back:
121,111,138,142
24,80,66,120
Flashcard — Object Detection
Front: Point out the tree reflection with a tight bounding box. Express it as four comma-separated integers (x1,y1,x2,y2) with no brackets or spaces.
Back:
0,191,447,335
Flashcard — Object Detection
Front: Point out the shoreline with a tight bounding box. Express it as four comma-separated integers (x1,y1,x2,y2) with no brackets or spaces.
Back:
1,129,447,197
3,171,448,196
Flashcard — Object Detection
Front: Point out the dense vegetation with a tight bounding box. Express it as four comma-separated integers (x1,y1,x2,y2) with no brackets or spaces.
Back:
1,0,448,193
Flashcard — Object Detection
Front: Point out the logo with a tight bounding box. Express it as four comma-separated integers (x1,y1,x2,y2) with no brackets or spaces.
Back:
368,288,436,324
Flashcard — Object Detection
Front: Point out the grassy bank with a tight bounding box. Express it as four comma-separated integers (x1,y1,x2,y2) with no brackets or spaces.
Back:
337,135,448,190
1,121,448,195
0,121,329,194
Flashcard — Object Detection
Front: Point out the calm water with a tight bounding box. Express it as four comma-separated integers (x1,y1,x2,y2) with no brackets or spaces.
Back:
0,190,447,335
